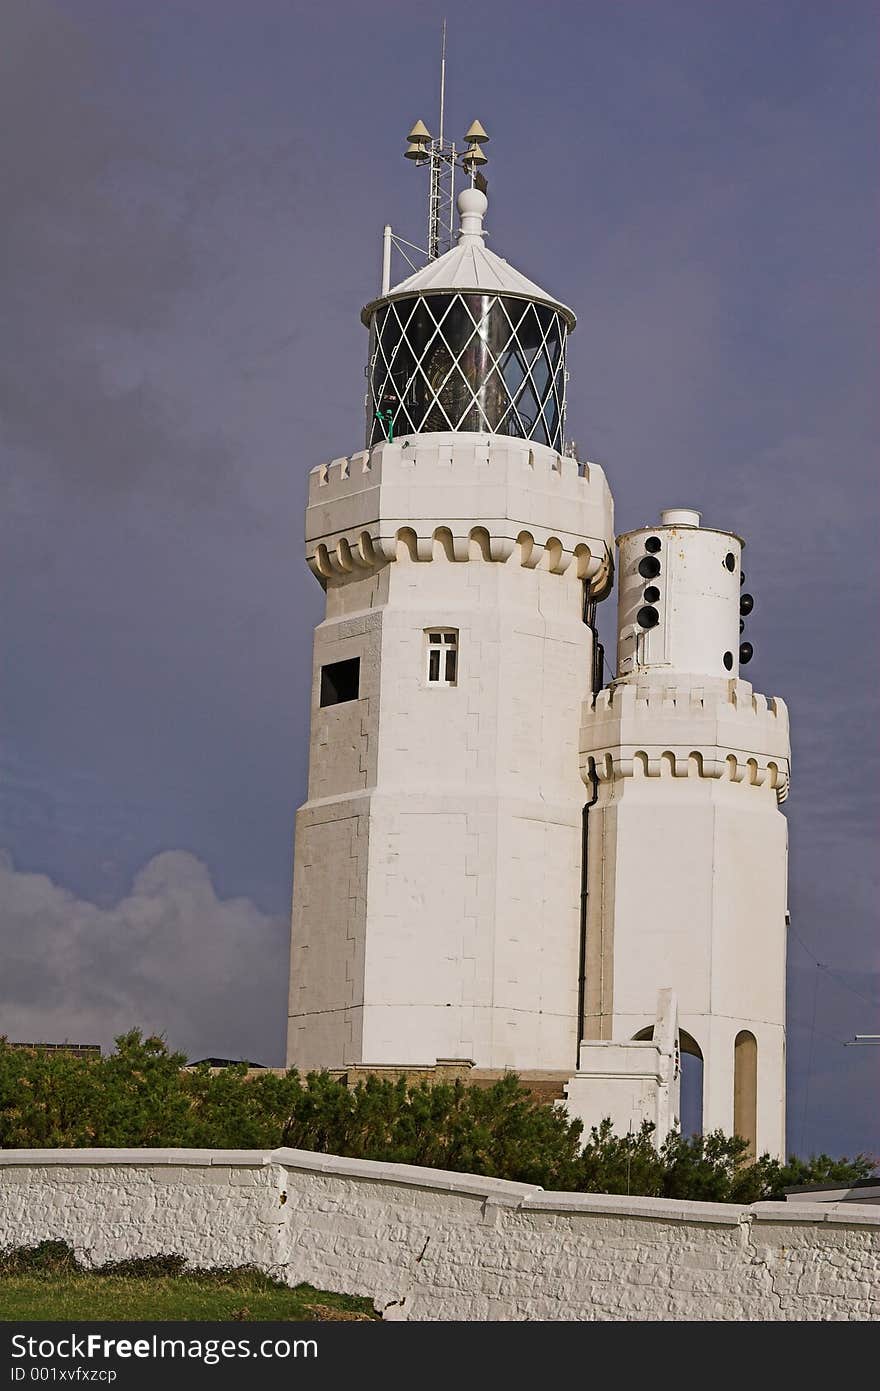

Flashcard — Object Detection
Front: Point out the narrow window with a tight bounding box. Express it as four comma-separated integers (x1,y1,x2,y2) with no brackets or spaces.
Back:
319,657,360,707
734,1030,758,1157
426,630,458,687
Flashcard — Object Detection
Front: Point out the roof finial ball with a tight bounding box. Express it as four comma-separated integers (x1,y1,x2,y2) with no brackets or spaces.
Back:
457,186,488,244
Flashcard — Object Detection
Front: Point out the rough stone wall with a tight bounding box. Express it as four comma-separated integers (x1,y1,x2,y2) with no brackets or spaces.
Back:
0,1152,285,1273
1,1149,877,1321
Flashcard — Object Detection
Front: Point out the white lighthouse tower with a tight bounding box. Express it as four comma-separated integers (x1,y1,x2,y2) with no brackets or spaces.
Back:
287,117,792,1159
286,175,614,1074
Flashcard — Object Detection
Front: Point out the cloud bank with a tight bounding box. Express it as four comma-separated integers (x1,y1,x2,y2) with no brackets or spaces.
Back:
0,850,288,1065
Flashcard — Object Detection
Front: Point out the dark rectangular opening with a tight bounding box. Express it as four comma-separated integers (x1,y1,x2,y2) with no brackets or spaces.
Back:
320,657,360,707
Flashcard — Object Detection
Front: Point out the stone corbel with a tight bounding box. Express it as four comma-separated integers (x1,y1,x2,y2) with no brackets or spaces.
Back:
489,536,515,562
335,537,355,572
517,532,541,569
543,538,570,574
374,536,398,564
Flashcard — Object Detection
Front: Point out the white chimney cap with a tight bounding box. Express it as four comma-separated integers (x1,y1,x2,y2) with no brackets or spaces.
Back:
660,508,701,528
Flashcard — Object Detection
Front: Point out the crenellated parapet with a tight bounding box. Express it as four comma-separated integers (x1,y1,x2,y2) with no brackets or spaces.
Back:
581,680,791,802
305,433,614,592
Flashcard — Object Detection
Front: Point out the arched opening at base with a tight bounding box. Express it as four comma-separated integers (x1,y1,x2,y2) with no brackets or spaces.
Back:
633,1026,704,1137
734,1030,758,1158
679,1046,704,1138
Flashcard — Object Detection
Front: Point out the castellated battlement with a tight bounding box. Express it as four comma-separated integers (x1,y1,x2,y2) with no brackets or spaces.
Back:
305,433,614,590
309,434,594,498
581,680,791,802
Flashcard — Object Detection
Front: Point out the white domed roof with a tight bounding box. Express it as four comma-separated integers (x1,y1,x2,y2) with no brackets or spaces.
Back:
361,188,575,329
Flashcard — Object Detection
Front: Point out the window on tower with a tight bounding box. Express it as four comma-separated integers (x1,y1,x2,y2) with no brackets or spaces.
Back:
319,657,360,707
426,630,458,686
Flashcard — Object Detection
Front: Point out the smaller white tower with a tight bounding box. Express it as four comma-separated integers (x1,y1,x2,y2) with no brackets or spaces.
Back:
566,509,791,1157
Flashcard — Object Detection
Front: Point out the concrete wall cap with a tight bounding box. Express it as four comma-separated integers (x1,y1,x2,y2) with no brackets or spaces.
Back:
749,1201,880,1227
268,1147,539,1198
521,1190,744,1224
0,1148,272,1168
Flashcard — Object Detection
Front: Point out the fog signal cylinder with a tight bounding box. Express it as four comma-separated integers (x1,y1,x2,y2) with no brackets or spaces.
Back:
617,510,745,681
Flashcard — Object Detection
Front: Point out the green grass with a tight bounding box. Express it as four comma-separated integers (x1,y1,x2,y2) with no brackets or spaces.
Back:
0,1243,378,1322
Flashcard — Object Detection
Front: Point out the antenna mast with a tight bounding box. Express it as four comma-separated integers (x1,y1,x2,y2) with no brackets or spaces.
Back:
402,25,490,261
427,19,454,260
439,17,446,147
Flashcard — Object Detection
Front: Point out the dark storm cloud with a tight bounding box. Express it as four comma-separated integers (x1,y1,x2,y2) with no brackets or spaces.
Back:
0,0,216,498
0,0,306,506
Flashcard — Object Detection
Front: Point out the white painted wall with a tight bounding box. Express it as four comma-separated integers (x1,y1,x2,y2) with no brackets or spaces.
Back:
1,1150,876,1321
288,434,615,1073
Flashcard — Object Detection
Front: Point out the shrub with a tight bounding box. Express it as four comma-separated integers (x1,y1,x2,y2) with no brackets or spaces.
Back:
0,1240,78,1276
0,1033,873,1201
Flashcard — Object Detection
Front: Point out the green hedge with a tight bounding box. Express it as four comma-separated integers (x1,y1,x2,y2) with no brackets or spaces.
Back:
0,1032,873,1202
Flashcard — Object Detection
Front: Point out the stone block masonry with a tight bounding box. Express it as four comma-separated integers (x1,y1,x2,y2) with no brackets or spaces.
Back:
1,1149,877,1320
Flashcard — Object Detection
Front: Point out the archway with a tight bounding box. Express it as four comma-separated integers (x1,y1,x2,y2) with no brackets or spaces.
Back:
633,1026,703,1137
679,1043,704,1138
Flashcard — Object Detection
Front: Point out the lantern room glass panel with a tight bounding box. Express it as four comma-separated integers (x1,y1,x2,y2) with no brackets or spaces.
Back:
367,292,567,450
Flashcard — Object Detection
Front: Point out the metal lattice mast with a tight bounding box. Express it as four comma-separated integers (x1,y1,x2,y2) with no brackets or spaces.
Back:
427,140,457,261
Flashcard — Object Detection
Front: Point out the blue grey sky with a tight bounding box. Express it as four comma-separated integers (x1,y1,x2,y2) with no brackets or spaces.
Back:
1,0,877,1157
